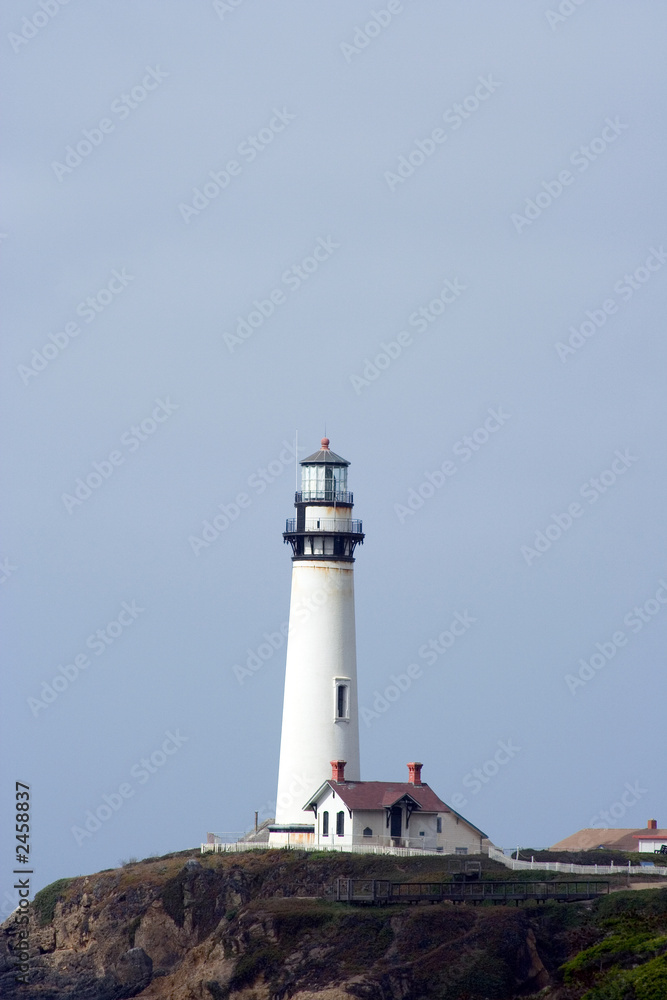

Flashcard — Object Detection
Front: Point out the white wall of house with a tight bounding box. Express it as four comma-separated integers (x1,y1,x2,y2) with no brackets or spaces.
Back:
352,808,389,845
637,838,667,853
313,786,354,846
437,811,483,854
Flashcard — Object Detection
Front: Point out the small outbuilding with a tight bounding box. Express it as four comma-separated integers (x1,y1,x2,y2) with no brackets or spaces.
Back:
303,761,487,853
550,819,667,854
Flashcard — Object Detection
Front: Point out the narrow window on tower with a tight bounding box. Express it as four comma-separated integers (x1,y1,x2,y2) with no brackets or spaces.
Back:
322,811,329,836
336,810,345,836
334,679,350,720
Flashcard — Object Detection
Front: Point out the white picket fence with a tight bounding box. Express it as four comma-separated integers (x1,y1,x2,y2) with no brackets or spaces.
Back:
199,841,667,875
201,841,446,858
488,847,667,877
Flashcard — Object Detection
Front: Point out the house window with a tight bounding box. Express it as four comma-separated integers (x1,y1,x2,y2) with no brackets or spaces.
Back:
363,827,372,837
334,680,350,720
455,847,468,855
336,811,345,836
322,811,329,837
436,818,442,833
419,831,425,837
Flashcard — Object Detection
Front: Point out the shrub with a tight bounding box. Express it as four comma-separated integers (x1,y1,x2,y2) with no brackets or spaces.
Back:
127,915,141,946
160,872,186,927
32,879,72,926
227,942,282,990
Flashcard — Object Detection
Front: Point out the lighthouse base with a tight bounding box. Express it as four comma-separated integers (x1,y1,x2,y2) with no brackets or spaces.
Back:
268,824,315,848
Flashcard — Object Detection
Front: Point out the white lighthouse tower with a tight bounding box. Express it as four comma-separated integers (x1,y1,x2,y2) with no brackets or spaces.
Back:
268,438,364,846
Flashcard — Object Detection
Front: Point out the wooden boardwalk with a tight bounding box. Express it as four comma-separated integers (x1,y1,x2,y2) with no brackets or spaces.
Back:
334,878,609,905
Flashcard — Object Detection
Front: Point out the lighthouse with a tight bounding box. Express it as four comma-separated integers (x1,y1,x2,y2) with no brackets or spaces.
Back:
268,438,364,846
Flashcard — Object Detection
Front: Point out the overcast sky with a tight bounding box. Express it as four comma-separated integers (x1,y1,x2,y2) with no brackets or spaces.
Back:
2,0,667,906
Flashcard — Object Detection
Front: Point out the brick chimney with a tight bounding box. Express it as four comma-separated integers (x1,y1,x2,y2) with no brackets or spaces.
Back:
331,760,346,782
648,819,658,830
407,762,423,786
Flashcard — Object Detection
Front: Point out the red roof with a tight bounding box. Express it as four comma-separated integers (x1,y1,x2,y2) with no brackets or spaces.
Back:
324,780,448,813
304,779,487,838
633,831,667,839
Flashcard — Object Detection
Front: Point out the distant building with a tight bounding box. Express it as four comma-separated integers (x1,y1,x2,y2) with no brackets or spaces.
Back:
550,819,667,853
303,760,487,854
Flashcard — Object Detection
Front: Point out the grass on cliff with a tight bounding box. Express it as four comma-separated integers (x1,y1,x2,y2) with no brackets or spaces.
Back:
32,879,73,926
560,888,667,999
228,897,394,992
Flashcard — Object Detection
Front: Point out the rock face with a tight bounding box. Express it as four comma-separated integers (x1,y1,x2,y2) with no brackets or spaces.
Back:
1,850,666,999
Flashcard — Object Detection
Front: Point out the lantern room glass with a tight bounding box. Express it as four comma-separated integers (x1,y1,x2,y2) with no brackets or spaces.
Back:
301,463,347,500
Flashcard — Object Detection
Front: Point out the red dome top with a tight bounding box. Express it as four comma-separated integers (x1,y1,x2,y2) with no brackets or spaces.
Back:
321,437,330,450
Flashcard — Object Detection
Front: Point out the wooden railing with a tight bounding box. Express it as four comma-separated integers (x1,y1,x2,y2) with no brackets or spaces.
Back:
334,878,610,904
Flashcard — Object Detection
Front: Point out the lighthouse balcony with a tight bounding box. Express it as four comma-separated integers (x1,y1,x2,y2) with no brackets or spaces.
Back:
295,489,353,505
285,517,362,534
283,524,364,560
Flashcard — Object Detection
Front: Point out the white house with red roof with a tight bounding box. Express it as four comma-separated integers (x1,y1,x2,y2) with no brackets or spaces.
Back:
303,760,487,854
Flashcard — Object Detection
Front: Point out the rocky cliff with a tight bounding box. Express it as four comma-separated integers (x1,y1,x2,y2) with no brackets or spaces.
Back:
2,849,666,999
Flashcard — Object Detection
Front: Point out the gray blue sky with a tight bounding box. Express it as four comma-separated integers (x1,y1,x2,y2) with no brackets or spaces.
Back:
2,0,667,905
